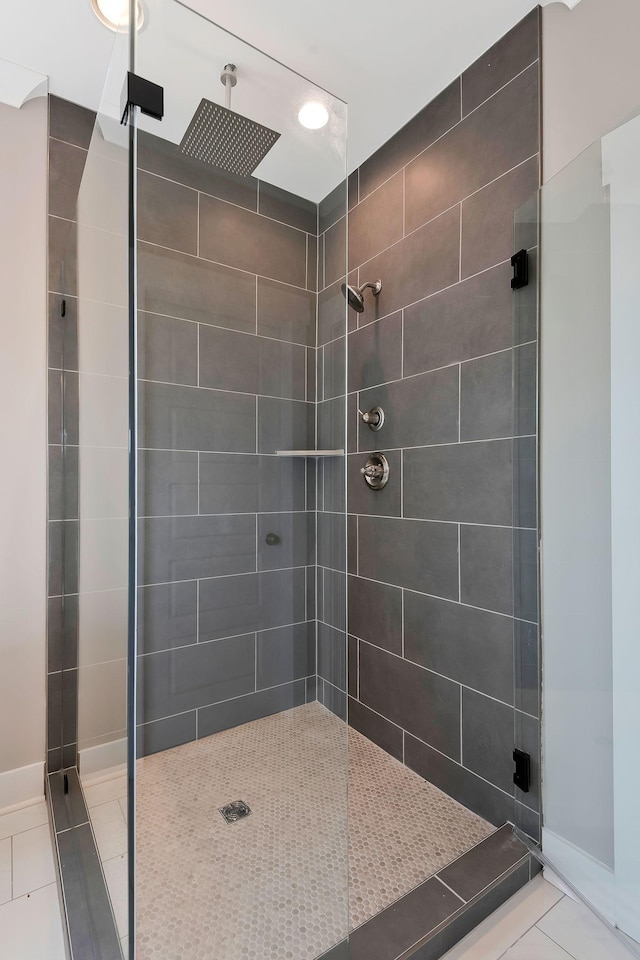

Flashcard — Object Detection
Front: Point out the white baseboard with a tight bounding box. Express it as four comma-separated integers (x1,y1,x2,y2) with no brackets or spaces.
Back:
542,827,615,922
0,761,44,810
78,738,126,779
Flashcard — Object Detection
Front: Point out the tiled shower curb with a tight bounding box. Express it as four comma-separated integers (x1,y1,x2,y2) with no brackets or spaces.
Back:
46,768,122,960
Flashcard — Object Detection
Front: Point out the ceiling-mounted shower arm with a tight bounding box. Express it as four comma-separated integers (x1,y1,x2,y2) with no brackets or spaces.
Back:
220,63,237,110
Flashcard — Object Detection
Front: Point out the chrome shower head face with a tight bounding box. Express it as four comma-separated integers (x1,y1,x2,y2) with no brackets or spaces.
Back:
341,279,382,313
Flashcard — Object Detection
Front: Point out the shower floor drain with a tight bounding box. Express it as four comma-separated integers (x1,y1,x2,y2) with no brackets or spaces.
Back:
219,800,252,824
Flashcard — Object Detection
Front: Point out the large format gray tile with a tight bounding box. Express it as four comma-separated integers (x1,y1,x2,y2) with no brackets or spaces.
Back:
137,130,257,209
321,568,347,631
199,453,306,514
48,369,78,445
137,633,255,722
460,524,513,615
138,450,198,517
318,280,348,347
257,277,316,346
348,451,401,517
199,193,307,286
48,594,78,673
404,591,514,704
348,575,402,654
348,311,402,392
138,514,255,585
49,95,95,149
358,79,461,200
317,510,346,571
49,138,86,220
403,262,513,376
49,444,78,521
199,325,306,399
348,635,358,698
348,171,404,271
358,516,459,599
137,581,197,654
137,241,256,333
320,676,347,720
405,64,539,233
461,156,539,279
317,397,345,451
137,170,198,255
515,618,539,718
514,527,538,623
348,697,404,762
358,364,459,451
198,680,306,737
318,622,347,691
357,206,460,322
137,711,197,756
199,568,307,641
324,216,346,287
513,341,537,437
138,380,256,452
460,349,513,441
258,180,317,233
307,233,318,292
318,180,346,234
438,824,527,900
48,520,78,597
403,440,513,525
462,689,516,795
462,8,540,116
257,397,314,453
49,215,77,295
514,435,537,529
322,335,346,401
257,511,314,571
138,312,198,385
359,641,461,759
256,622,315,689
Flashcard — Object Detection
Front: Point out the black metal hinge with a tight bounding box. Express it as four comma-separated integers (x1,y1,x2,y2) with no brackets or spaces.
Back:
121,72,164,125
511,248,529,289
513,749,531,793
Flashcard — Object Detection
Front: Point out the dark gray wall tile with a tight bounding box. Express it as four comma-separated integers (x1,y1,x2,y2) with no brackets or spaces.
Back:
49,96,95,149
322,336,346,401
137,130,257,209
307,347,317,405
462,9,539,116
47,672,62,750
462,689,515,795
514,527,538,623
137,581,197,654
348,698,403,762
347,515,358,575
318,280,347,346
348,170,359,210
136,711,197,757
321,568,347,631
319,180,346,234
198,680,306,737
49,444,79,521
257,512,314,571
320,678,347,720
514,436,537,529
403,441,513,525
513,341,537,437
138,312,197,386
257,277,316,346
348,171,403,270
139,380,256,452
460,524,512,615
405,64,538,233
138,241,256,332
357,206,460,322
199,453,306,515
49,215,76,295
321,456,347,515
199,325,306,399
348,575,402,654
403,263,513,376
48,594,78,673
306,675,317,703
258,181,317,233
48,521,78,597
139,514,255,585
137,633,255,722
138,450,198,517
256,622,315,689
199,193,307,286
324,216,346,287
48,293,78,371
358,364,459,451
348,311,402,392
514,618,539,717
460,350,513,441
49,138,86,221
199,568,307,640
348,636,358,698
461,156,539,278
317,397,345,451
307,234,318,292
48,369,63,445
318,622,347,691
138,171,198,255
258,397,314,453
359,641,461,759
514,709,540,811
317,511,346,571
404,591,514,704
348,451,401,518
359,80,461,200
359,516,459,599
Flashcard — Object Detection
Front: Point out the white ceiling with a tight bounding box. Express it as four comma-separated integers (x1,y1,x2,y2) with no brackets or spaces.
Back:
1,0,580,201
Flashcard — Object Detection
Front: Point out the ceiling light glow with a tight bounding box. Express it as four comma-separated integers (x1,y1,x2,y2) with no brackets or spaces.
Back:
298,101,329,130
91,0,144,31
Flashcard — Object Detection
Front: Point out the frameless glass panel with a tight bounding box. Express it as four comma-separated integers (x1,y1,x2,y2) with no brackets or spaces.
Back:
131,3,348,957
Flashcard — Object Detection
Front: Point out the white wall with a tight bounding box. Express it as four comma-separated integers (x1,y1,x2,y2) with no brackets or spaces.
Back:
542,0,640,183
0,96,47,805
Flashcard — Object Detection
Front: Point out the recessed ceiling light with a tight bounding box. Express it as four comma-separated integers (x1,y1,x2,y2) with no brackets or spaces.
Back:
298,101,329,130
91,0,144,31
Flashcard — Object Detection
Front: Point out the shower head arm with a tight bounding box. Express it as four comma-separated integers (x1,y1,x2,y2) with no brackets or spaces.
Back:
359,280,382,296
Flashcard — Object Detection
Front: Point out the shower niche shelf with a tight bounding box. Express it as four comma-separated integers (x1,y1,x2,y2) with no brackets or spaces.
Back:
275,449,344,457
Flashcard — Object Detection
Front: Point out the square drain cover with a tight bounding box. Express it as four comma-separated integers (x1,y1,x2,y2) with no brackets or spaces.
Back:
219,800,252,824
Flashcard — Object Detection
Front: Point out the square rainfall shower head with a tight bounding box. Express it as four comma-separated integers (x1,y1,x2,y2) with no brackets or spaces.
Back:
179,99,281,177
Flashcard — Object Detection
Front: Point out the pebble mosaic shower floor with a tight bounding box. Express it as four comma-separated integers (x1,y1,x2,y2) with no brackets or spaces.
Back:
135,702,493,960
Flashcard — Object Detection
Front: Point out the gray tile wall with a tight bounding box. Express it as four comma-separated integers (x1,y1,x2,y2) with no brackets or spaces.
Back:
47,95,96,772
135,132,320,755
335,8,541,834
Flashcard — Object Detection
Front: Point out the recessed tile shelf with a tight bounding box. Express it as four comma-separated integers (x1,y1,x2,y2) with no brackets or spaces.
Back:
275,449,345,457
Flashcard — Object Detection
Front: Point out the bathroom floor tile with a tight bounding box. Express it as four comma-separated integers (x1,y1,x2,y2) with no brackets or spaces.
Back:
537,896,637,960
0,882,66,959
82,775,127,809
502,926,575,959
11,823,56,898
0,800,48,841
103,854,128,939
90,799,127,862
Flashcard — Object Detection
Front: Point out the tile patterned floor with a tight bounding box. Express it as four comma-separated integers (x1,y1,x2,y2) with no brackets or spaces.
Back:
134,702,493,960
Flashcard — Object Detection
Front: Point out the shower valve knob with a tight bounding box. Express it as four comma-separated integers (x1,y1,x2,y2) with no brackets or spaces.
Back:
359,406,385,432
360,453,390,491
